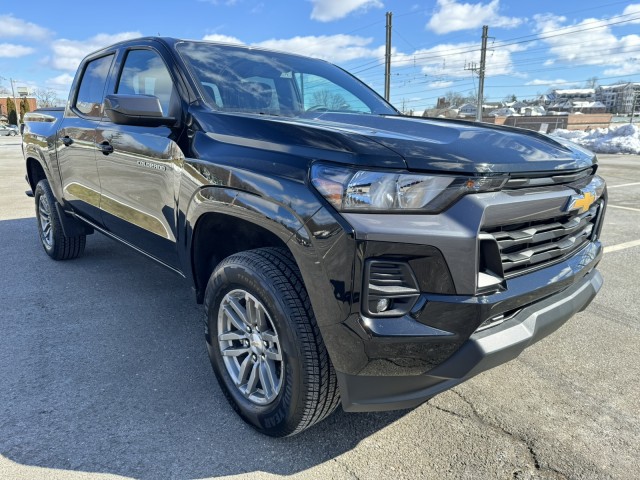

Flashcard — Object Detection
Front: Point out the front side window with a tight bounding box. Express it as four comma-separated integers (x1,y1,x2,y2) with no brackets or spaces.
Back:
117,49,176,115
75,54,114,118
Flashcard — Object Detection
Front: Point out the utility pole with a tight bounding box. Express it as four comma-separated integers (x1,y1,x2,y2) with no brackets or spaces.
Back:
384,11,392,102
476,25,489,122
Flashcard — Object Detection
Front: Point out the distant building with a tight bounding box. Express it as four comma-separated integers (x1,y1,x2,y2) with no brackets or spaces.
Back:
546,88,596,113
488,107,518,117
0,96,37,121
523,106,546,116
458,103,477,117
595,83,640,114
552,88,595,102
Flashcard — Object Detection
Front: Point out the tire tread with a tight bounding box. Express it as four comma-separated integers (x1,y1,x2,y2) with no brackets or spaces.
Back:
206,247,340,436
35,180,86,260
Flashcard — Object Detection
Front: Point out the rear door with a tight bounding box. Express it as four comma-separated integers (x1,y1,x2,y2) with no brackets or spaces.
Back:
96,47,183,268
56,53,115,225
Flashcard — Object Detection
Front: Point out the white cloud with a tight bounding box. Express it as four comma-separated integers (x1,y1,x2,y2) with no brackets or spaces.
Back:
256,34,382,62
200,33,383,62
534,13,640,77
428,80,454,89
622,4,640,22
47,73,75,88
0,43,35,58
310,0,383,22
200,33,382,62
50,32,142,71
0,14,50,40
390,41,526,79
203,34,244,44
427,0,523,35
525,79,568,86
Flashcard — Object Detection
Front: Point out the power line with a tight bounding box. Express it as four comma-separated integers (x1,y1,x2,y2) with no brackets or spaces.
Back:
346,10,640,75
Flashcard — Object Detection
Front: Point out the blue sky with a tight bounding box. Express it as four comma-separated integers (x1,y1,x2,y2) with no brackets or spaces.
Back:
1,0,639,112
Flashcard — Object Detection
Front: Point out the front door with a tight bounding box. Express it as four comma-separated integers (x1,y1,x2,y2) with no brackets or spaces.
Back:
96,48,183,268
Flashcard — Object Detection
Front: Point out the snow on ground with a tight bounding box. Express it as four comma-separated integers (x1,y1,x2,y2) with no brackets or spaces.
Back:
551,123,640,154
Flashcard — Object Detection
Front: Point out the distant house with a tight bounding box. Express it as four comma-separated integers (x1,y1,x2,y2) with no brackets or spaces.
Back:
537,94,554,106
523,106,546,116
547,89,596,113
573,101,606,114
488,107,518,117
422,107,458,119
457,103,477,117
506,101,528,112
547,99,574,113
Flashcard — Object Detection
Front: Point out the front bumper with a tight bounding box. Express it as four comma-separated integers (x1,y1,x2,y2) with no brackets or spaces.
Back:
337,265,602,412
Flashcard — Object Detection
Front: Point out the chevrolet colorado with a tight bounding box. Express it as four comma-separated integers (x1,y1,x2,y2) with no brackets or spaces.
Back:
22,37,606,437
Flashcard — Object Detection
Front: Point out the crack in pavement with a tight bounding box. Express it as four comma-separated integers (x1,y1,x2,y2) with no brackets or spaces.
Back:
429,389,568,479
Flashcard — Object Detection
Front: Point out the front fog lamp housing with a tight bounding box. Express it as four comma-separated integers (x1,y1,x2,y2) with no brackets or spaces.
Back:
363,260,420,318
311,164,506,213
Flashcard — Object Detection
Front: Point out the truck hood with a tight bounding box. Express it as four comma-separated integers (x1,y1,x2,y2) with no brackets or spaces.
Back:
197,111,595,174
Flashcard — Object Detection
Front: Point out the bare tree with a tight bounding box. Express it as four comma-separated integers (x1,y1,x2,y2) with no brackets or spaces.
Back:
585,76,599,89
34,88,62,108
444,91,465,107
311,90,347,110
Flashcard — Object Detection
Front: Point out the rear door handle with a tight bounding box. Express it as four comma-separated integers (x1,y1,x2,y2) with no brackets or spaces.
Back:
61,136,73,146
98,141,114,155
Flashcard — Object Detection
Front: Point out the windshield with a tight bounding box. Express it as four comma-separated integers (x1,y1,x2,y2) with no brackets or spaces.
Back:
176,41,397,117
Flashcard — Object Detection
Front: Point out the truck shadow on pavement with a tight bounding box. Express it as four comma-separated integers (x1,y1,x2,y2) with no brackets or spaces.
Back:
0,218,408,479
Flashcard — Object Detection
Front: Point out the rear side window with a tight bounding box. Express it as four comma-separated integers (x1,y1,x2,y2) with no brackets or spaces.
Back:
116,49,176,115
75,54,114,118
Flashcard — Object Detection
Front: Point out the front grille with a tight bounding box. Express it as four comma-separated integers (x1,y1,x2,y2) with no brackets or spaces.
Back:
504,167,595,189
481,200,602,278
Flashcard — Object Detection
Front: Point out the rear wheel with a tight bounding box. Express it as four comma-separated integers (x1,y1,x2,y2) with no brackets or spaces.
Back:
204,247,340,437
34,179,86,260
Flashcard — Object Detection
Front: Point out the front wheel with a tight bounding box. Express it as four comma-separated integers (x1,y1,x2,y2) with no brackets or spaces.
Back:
204,247,340,437
34,179,86,260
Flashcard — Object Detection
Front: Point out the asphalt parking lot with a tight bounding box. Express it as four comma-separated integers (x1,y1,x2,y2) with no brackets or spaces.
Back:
0,134,638,480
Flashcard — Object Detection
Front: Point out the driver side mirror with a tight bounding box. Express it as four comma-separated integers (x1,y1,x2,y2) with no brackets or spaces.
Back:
104,94,176,127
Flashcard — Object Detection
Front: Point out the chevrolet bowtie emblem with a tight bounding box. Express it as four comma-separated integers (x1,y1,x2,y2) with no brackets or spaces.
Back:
566,190,596,214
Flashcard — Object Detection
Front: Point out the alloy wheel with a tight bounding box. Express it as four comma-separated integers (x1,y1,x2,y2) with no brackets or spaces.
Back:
217,289,284,405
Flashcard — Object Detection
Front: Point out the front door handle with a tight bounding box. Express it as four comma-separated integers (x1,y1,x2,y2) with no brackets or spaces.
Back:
61,136,73,147
98,141,114,155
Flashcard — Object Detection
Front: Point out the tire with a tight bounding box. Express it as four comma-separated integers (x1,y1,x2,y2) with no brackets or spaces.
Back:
9,131,17,136
204,247,340,437
34,179,86,260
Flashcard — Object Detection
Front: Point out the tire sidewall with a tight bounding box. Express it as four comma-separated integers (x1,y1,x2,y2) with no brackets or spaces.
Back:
34,181,56,255
206,261,306,435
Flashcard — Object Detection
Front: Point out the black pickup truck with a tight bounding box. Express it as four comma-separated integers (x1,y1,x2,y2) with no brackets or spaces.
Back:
23,37,606,437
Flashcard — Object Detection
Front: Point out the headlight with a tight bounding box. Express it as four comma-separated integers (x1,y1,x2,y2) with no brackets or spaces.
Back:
311,164,506,213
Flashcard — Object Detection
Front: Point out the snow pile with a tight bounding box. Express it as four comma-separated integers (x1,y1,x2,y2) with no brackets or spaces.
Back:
551,123,640,154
